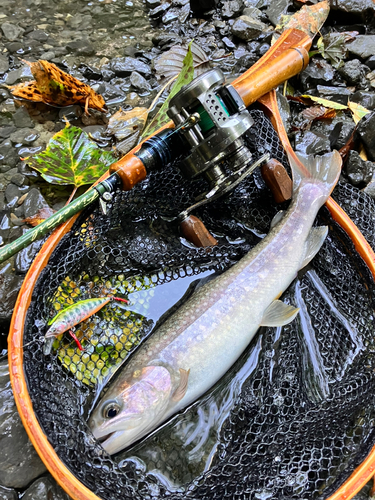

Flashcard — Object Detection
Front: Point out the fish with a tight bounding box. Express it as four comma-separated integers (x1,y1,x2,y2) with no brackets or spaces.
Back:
89,150,342,454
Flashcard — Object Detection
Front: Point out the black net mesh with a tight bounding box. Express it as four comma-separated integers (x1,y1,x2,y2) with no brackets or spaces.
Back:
22,109,375,500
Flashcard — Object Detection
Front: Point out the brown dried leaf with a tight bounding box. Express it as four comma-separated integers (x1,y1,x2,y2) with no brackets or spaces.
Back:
278,0,330,38
301,105,336,121
154,42,210,81
9,60,106,112
23,207,56,226
107,106,148,147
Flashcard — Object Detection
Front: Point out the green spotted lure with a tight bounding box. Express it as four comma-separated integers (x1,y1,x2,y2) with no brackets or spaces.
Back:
44,296,128,354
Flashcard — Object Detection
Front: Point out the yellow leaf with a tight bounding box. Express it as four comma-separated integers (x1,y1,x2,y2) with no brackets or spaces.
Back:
347,101,371,125
300,95,348,110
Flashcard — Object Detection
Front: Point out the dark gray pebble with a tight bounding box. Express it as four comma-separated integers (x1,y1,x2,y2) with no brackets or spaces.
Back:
347,35,375,60
0,360,47,488
0,484,17,500
345,150,374,186
231,16,266,42
22,476,70,500
110,57,151,77
66,39,95,56
0,23,24,42
358,110,375,161
351,91,375,110
9,128,39,146
295,130,331,155
23,188,50,219
130,71,151,92
12,107,34,129
0,55,9,75
222,0,244,19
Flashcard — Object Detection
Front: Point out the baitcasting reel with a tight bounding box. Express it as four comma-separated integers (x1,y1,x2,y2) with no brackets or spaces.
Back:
135,68,269,216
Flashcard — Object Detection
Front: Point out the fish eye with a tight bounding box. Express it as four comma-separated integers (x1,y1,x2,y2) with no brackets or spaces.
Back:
102,401,120,419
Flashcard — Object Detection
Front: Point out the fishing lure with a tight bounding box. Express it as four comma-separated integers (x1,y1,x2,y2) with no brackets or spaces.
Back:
44,296,128,353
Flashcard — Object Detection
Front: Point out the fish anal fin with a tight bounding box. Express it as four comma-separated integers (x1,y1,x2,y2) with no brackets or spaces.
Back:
172,368,190,402
260,300,299,327
300,226,328,270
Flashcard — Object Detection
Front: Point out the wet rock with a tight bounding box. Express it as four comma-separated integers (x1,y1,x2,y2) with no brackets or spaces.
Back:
178,2,190,22
330,0,374,17
243,6,262,19
0,214,11,240
351,91,375,110
190,0,218,12
0,485,17,500
6,42,24,54
149,3,170,18
338,59,368,86
23,188,50,219
40,51,55,61
125,92,140,107
5,184,29,204
347,36,375,61
366,56,375,70
96,82,126,102
1,23,24,42
130,71,151,92
0,55,9,75
10,173,26,187
12,107,33,129
232,16,266,41
27,29,48,42
78,64,102,81
0,139,18,168
295,130,331,155
22,476,70,500
317,85,353,105
0,127,16,140
358,111,375,161
58,105,83,121
222,36,236,50
266,0,291,25
0,360,47,488
300,59,336,90
66,39,95,56
162,8,180,23
110,57,151,77
5,65,33,86
152,32,182,47
9,128,39,146
345,150,374,186
222,0,244,19
15,229,43,274
146,0,161,7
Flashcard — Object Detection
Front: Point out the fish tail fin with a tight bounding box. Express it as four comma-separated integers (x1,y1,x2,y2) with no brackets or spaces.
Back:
287,150,342,197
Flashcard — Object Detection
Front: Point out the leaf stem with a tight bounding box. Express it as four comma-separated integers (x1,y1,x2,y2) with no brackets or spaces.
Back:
66,186,78,205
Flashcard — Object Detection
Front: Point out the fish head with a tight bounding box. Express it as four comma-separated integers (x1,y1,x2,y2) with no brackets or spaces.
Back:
89,365,173,454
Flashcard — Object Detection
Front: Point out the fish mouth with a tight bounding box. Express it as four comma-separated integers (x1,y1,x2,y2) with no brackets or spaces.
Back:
97,432,114,443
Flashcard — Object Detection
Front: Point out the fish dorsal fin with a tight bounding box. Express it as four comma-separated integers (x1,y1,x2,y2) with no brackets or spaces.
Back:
270,210,285,229
300,226,328,270
260,300,299,327
172,368,190,402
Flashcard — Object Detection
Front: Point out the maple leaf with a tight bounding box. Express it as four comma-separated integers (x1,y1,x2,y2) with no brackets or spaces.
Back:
316,33,347,68
9,60,107,114
27,123,115,188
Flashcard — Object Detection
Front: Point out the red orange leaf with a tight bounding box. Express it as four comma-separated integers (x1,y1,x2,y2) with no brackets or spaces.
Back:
23,207,56,226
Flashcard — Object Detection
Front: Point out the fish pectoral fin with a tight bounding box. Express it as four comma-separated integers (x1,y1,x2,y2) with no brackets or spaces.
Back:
270,210,285,229
172,368,190,402
260,300,299,327
300,226,328,269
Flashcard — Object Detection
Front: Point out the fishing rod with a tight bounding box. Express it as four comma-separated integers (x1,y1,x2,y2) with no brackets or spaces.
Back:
0,28,311,265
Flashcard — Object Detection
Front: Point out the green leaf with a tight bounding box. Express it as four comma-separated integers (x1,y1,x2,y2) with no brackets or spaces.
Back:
316,33,347,68
300,95,348,110
141,41,195,139
28,123,115,187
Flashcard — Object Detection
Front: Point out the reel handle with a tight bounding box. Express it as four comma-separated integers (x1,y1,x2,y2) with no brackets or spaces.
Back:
232,28,311,107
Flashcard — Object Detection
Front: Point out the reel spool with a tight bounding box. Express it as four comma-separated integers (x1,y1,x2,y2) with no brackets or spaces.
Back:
167,68,255,199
